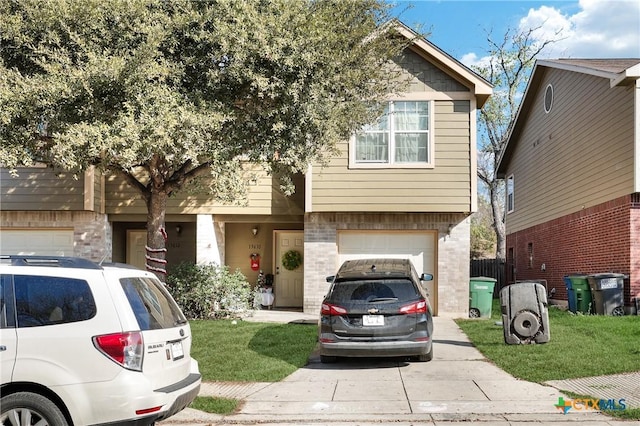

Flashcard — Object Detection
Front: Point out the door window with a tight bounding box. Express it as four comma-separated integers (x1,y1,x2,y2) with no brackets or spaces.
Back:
1,275,16,328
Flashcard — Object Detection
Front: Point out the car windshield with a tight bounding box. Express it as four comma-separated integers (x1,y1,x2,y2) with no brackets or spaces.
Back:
328,279,419,304
120,276,186,330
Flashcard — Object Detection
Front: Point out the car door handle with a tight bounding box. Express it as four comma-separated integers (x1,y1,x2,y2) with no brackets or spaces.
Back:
0,346,6,351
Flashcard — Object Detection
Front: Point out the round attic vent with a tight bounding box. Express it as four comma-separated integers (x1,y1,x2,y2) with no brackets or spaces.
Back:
544,84,554,113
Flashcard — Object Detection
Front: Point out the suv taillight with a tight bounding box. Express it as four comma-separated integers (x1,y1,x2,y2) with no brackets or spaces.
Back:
399,299,427,315
93,332,144,371
321,303,347,316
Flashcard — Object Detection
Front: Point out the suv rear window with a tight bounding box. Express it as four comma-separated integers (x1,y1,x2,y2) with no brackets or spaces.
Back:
328,279,420,303
12,275,96,327
120,277,186,330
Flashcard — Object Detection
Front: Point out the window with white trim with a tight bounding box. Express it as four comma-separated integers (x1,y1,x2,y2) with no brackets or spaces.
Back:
506,175,514,213
352,101,433,167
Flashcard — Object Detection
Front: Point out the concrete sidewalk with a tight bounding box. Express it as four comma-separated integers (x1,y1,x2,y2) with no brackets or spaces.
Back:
160,312,631,425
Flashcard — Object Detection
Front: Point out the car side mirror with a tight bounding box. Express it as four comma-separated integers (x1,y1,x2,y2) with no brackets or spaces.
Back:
420,273,433,281
325,275,335,283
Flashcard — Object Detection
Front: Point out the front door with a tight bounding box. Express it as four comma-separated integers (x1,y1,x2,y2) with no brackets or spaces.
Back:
127,230,147,270
274,231,304,308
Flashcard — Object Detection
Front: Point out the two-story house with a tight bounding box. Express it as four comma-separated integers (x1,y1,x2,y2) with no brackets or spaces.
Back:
496,59,640,313
0,22,492,317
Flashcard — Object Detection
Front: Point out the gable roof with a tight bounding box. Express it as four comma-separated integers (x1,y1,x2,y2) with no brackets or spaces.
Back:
393,20,493,108
497,58,640,178
539,59,640,87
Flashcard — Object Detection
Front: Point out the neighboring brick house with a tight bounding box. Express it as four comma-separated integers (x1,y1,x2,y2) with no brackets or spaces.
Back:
496,58,640,313
0,22,492,317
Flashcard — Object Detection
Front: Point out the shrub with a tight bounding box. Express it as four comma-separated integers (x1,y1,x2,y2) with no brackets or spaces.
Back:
167,262,252,320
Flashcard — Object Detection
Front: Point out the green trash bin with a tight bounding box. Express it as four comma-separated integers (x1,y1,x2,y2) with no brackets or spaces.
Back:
568,275,592,314
469,277,497,318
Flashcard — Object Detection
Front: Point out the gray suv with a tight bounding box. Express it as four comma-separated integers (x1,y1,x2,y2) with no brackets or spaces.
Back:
319,258,434,363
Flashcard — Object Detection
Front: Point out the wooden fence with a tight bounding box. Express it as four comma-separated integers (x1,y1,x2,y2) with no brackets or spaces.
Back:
470,258,505,296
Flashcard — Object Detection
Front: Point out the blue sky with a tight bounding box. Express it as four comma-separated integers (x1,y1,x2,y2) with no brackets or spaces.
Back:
390,0,640,66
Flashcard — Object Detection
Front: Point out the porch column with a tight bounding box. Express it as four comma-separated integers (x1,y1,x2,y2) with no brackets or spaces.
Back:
196,214,223,265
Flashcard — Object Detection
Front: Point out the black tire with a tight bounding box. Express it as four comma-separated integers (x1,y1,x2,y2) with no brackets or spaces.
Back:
1,392,68,426
320,354,337,363
417,345,433,362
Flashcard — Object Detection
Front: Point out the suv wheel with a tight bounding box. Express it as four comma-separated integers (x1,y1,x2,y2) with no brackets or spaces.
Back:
1,392,68,426
417,345,433,362
320,355,337,364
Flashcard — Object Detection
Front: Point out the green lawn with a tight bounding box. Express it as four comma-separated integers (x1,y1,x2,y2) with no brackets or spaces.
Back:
190,396,239,415
189,319,318,382
188,318,318,415
456,301,640,383
457,300,640,420
187,306,640,418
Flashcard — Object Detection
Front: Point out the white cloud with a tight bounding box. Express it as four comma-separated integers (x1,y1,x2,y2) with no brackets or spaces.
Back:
519,0,640,58
460,0,639,66
460,52,491,68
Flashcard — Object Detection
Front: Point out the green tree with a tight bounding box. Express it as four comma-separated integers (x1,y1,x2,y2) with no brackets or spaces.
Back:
0,0,408,277
470,194,496,259
473,26,558,260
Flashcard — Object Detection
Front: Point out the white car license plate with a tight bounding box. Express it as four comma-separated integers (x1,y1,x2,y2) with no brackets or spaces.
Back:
170,341,184,360
363,315,384,326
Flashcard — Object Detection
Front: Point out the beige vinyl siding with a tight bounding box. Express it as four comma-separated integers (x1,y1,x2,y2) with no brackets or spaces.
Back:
311,100,471,212
0,167,85,211
399,48,470,93
105,166,304,216
505,68,635,233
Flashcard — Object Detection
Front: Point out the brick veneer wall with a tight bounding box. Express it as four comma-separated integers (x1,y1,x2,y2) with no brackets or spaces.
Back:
0,211,112,261
304,212,471,317
631,195,640,310
506,194,639,310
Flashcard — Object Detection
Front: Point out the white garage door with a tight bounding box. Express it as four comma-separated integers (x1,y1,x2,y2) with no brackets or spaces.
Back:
337,230,438,314
0,230,74,256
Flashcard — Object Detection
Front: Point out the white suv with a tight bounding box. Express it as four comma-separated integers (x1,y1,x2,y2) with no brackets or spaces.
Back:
0,255,201,426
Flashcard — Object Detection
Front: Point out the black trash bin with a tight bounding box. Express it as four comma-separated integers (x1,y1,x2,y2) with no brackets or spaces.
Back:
587,273,625,316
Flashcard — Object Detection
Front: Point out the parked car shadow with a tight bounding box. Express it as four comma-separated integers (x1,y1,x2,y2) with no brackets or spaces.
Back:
432,339,475,347
247,322,318,367
304,356,411,369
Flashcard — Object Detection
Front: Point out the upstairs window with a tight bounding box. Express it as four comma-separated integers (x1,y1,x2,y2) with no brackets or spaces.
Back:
351,101,433,168
506,175,515,213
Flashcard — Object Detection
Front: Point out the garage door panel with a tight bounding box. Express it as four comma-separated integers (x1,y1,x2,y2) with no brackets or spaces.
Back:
339,233,433,270
337,231,437,314
0,230,74,256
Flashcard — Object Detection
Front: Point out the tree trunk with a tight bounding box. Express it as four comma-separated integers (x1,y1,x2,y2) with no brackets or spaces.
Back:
490,183,506,261
145,187,169,281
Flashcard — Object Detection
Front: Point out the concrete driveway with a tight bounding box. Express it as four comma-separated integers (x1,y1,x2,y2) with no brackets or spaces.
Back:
161,315,620,425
